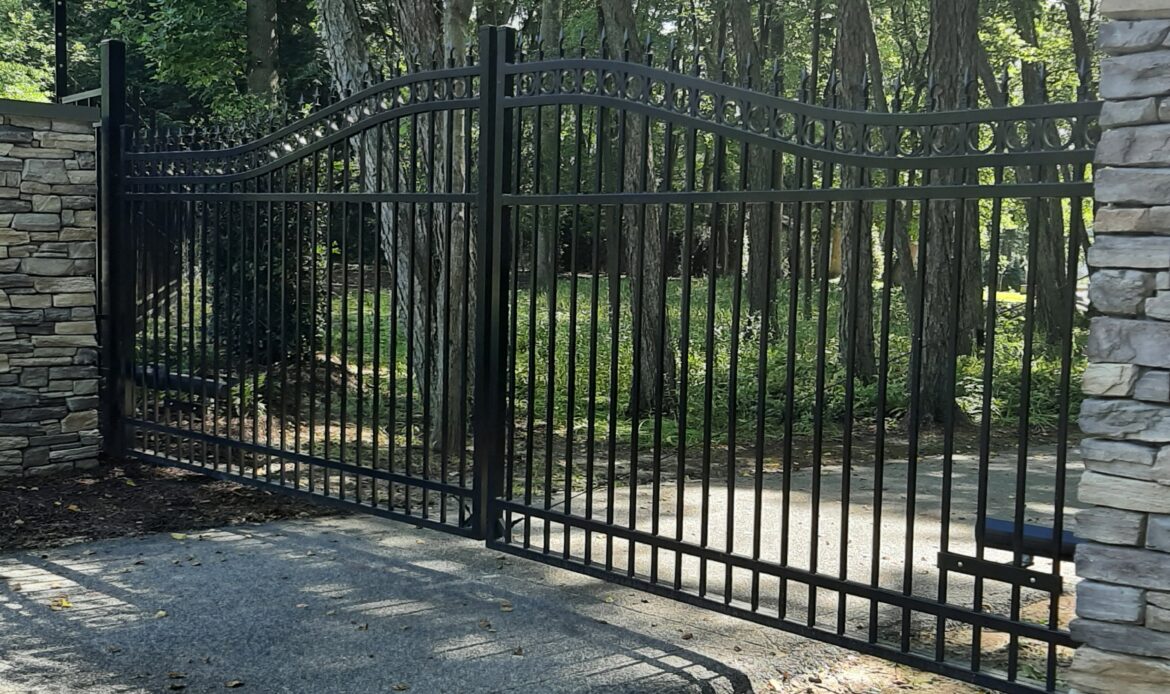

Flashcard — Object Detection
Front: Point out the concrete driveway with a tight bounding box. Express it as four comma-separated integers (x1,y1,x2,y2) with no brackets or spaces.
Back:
0,516,976,694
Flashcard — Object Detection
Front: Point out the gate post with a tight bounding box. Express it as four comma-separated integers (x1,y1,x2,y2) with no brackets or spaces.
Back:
1071,1,1170,690
98,39,129,460
471,26,516,541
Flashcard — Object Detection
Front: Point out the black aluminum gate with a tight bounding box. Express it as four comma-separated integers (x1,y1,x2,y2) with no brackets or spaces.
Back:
102,27,1099,693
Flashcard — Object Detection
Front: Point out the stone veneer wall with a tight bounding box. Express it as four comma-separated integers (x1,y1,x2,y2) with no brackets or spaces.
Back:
1068,1,1170,691
0,103,101,477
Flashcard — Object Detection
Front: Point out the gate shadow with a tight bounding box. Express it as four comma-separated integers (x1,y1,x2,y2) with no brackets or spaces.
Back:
0,516,755,693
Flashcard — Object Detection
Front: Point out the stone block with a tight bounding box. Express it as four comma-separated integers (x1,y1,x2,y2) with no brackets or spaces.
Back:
65,170,95,185
1083,362,1142,396
1147,291,1170,320
50,184,95,196
1148,514,1170,551
0,125,34,144
60,195,94,210
1070,619,1170,658
1101,20,1170,54
18,258,74,276
1067,646,1170,694
32,276,94,293
1080,398,1170,442
1088,235,1170,269
7,116,50,130
1079,540,1170,590
0,387,39,408
1077,580,1146,622
1149,591,1170,609
51,120,92,135
65,396,98,412
1096,167,1170,205
1087,317,1170,368
0,199,31,214
1080,470,1170,511
1102,50,1170,100
1097,123,1170,167
1090,269,1156,314
1080,438,1170,482
11,214,61,232
1136,370,1170,401
10,295,52,310
1077,506,1146,545
0,406,66,423
30,195,61,213
1147,603,1170,631
0,230,30,245
31,334,97,348
60,410,97,433
37,133,95,152
20,159,68,184
1103,0,1170,20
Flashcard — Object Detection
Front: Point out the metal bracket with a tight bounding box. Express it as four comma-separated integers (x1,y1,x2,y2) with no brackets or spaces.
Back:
937,552,1063,594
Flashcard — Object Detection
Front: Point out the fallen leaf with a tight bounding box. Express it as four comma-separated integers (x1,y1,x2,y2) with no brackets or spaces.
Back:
225,680,245,689
124,479,137,487
478,619,492,630
604,596,614,604
392,684,410,691
295,604,308,609
66,504,81,513
680,632,694,641
171,533,188,541
356,623,368,631
155,610,168,619
50,596,73,610
167,672,186,679
512,647,524,656
499,600,513,613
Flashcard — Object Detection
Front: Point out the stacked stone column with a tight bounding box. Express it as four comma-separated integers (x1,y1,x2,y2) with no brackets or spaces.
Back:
1069,0,1170,690
0,105,100,477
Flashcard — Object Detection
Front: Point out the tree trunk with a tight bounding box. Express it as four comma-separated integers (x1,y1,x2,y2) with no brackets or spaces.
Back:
1012,0,1067,344
728,0,777,316
318,0,467,455
600,0,678,416
246,0,280,98
834,0,877,383
920,0,982,425
534,0,563,292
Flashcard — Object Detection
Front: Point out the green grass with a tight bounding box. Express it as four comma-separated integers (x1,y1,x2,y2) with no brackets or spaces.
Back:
322,273,1085,451
138,270,1086,456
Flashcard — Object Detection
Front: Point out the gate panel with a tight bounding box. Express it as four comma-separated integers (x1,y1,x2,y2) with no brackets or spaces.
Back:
120,64,484,534
486,38,1097,693
106,27,1102,694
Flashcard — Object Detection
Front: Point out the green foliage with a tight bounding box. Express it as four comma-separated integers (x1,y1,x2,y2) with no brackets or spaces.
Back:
0,0,52,101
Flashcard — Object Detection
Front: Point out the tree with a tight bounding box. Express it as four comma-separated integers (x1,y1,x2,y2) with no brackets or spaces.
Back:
534,0,563,291
246,0,280,98
834,0,877,383
317,0,474,453
727,0,778,316
599,0,678,415
919,0,983,425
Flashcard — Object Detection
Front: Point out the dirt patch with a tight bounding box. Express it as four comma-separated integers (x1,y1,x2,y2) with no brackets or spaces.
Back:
0,461,340,552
